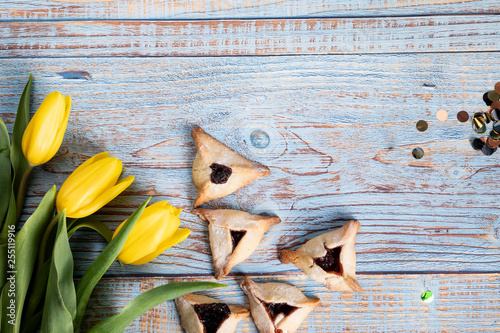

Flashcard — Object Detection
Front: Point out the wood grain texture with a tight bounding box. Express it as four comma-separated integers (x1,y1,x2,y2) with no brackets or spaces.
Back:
1,55,499,277
1,15,500,57
1,0,499,20
82,274,500,332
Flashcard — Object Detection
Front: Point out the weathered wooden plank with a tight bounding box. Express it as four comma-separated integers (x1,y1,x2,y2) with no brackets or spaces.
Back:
1,15,499,57
1,54,499,276
82,274,500,332
1,0,499,20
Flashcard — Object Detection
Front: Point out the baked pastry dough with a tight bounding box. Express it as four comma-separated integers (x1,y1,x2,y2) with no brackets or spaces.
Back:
239,277,320,333
192,208,281,279
280,220,362,292
191,126,270,207
175,293,249,333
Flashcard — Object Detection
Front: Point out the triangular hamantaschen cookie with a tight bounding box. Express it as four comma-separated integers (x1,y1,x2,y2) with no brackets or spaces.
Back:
192,208,281,279
239,277,320,333
175,293,249,333
280,220,362,292
191,126,270,207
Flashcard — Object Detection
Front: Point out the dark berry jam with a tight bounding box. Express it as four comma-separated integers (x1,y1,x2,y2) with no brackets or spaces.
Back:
263,301,297,321
313,245,343,275
230,230,246,251
210,163,232,184
193,303,230,333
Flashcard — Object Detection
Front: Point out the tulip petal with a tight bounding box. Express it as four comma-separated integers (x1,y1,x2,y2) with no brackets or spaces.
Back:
42,95,71,164
128,229,191,265
112,200,170,239
115,203,181,264
64,152,109,186
65,175,134,218
57,157,123,214
23,92,66,165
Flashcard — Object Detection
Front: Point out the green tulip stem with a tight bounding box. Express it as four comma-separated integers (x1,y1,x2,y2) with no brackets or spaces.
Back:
36,212,60,273
16,163,34,221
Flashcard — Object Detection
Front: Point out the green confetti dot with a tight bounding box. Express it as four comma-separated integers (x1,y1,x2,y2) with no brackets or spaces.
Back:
421,291,434,303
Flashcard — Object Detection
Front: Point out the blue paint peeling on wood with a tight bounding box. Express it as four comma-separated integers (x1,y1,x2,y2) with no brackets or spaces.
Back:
1,2,499,330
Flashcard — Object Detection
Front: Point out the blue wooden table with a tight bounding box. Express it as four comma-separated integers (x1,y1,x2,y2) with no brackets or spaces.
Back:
1,1,499,331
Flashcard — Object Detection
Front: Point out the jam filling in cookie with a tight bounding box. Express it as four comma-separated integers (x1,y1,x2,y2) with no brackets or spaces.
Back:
193,303,231,333
313,245,343,275
263,301,298,321
210,163,232,184
230,230,246,250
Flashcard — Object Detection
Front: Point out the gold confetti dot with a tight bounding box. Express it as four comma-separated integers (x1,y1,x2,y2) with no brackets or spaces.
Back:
488,90,500,102
412,147,424,159
416,120,428,132
436,109,448,122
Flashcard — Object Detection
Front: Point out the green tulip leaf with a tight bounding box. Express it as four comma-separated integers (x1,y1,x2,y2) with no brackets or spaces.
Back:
0,119,11,229
0,284,9,330
22,259,51,326
0,191,15,290
21,312,42,333
41,210,76,333
68,219,113,243
73,198,151,331
10,74,32,205
88,281,226,333
1,186,56,333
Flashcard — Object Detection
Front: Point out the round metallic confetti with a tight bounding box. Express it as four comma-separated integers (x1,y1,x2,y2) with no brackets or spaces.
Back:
492,122,500,137
412,147,424,159
472,113,487,134
491,101,500,110
471,138,484,150
457,111,469,122
473,124,487,134
436,109,448,122
483,92,493,106
421,291,434,303
495,82,500,94
485,111,492,123
490,129,500,140
482,144,497,155
416,120,428,132
490,109,500,122
488,90,500,102
487,137,500,149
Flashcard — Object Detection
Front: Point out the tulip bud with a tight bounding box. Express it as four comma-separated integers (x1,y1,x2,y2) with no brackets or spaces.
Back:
56,152,134,218
22,91,71,166
113,201,191,265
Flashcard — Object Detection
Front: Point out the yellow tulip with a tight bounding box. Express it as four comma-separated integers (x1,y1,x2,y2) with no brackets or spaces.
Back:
56,152,134,218
113,201,191,265
22,91,71,166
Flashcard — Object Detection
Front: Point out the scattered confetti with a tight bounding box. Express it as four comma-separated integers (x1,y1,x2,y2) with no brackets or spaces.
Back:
471,113,487,134
471,138,484,150
436,109,448,122
421,291,434,303
457,111,469,123
487,90,500,103
412,147,424,159
482,144,496,156
416,120,428,132
470,82,500,155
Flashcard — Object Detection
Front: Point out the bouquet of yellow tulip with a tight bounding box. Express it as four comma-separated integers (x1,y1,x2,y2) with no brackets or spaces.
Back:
0,75,225,333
